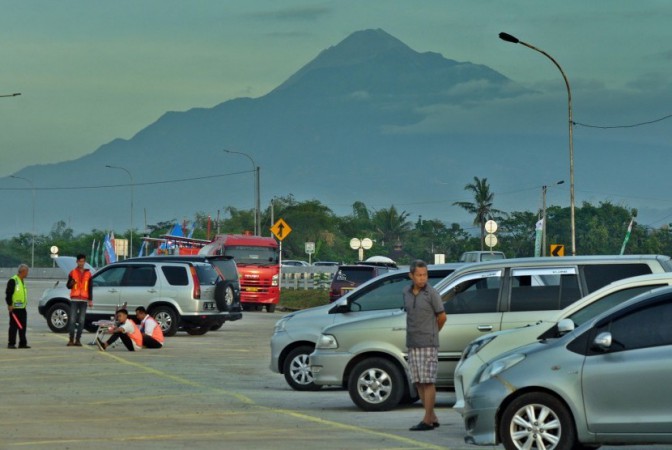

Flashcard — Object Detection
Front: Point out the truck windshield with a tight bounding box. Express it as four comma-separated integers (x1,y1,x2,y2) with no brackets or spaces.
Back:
224,245,278,265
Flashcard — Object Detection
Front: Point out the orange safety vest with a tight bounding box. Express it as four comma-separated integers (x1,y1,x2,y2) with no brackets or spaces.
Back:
142,316,165,344
125,320,143,348
69,268,92,300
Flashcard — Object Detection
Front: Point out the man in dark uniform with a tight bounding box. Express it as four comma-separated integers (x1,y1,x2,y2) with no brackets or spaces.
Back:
6,264,30,349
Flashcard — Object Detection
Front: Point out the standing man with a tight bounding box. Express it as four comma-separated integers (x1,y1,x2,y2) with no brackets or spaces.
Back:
6,264,30,349
66,254,93,346
403,259,446,431
135,306,164,349
96,309,143,352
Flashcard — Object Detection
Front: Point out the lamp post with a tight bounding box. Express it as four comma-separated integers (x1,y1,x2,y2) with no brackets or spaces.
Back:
541,180,565,256
105,165,134,258
223,149,260,236
499,32,576,256
0,93,21,97
10,175,35,268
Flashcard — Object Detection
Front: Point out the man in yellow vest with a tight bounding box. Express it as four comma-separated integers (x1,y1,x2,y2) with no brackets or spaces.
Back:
96,309,143,352
5,264,30,349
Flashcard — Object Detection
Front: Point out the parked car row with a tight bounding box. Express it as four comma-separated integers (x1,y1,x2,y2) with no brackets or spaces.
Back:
271,254,672,448
38,255,242,336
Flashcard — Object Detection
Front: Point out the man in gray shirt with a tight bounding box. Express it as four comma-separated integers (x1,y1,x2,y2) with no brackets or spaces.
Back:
403,259,446,431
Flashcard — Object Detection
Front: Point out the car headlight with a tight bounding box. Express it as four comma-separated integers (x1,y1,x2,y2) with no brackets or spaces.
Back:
316,334,338,349
478,353,525,384
461,335,497,361
272,274,279,287
273,315,293,333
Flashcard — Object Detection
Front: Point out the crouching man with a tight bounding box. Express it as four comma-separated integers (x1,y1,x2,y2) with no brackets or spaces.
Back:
135,306,164,349
96,309,142,352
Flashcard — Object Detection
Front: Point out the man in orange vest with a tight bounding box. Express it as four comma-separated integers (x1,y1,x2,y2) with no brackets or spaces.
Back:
135,306,164,349
66,254,93,346
96,309,143,351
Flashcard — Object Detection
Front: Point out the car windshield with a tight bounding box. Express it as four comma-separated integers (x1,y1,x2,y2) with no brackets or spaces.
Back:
223,245,278,265
567,285,664,327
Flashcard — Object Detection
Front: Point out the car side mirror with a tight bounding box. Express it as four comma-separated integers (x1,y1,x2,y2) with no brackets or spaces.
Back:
592,331,612,351
557,318,575,335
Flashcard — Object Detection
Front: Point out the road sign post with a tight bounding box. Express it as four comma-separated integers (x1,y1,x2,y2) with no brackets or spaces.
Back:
305,241,315,265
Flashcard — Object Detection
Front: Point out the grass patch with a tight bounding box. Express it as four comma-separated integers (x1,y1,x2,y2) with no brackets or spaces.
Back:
279,289,330,310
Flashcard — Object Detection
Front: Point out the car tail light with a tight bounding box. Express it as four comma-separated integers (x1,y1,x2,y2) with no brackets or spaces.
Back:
190,266,201,299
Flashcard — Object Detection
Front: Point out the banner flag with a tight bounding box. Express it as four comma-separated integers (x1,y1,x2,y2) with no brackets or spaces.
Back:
620,217,635,255
534,218,543,257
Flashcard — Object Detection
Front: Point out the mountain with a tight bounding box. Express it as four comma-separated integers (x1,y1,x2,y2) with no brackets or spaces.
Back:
1,28,668,241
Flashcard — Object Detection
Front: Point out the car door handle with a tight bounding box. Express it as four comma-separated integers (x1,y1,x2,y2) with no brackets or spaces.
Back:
392,327,406,332
477,325,493,332
147,289,157,293
108,288,118,293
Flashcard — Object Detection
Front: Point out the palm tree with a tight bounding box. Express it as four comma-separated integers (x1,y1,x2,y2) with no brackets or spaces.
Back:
453,177,503,250
372,206,412,249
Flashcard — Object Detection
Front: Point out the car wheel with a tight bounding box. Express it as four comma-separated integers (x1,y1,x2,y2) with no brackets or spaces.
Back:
210,321,225,331
46,303,70,333
151,306,179,337
185,326,209,336
214,281,234,311
283,345,321,391
348,357,404,411
500,392,577,450
266,304,276,313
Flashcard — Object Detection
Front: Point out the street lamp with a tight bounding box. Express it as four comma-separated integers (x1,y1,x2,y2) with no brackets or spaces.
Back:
10,175,35,268
541,180,565,256
105,165,134,258
499,32,576,256
223,149,260,236
1,93,21,97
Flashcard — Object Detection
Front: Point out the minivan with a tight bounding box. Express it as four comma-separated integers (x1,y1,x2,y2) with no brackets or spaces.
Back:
309,255,672,411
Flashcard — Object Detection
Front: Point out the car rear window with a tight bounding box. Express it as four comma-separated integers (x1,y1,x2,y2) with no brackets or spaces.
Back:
194,264,220,286
582,264,652,292
209,259,239,281
162,266,189,286
335,267,375,284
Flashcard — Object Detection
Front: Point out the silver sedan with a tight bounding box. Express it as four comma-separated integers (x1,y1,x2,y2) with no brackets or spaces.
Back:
463,286,672,450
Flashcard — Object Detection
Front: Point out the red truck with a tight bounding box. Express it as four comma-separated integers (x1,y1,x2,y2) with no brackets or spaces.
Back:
199,234,280,312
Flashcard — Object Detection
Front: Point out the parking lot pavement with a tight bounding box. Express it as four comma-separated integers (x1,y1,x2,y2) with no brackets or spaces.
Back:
2,280,671,450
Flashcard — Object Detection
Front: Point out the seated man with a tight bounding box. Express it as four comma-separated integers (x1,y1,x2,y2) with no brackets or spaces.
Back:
135,306,164,349
96,309,142,352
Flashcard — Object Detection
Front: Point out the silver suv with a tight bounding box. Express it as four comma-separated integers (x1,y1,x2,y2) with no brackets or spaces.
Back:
309,255,672,411
38,258,242,336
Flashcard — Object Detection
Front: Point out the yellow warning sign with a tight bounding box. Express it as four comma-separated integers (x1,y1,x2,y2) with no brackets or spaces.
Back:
550,244,565,257
271,218,292,241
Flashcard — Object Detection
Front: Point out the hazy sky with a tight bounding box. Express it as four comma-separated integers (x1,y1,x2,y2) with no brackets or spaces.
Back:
1,1,671,229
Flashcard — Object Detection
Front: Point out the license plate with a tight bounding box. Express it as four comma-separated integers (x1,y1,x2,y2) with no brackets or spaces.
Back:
246,287,259,292
341,287,354,294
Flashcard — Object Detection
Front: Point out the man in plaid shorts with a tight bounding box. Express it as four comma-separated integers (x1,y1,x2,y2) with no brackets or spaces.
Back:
403,259,447,431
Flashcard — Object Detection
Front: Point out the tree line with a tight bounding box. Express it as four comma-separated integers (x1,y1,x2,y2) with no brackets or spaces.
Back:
2,179,671,267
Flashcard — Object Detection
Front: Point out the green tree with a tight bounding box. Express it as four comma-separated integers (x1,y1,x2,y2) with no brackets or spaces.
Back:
371,205,412,254
453,177,503,251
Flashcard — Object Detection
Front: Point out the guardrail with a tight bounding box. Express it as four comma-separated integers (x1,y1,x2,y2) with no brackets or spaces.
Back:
0,266,339,289
280,267,336,290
